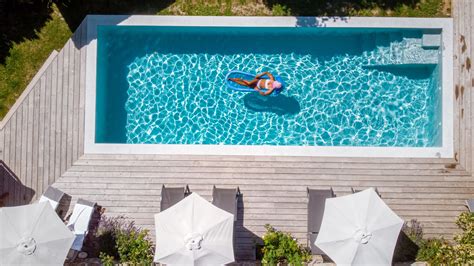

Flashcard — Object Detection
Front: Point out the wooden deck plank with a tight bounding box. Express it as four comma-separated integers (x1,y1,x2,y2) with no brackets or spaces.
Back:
79,153,458,165
66,38,75,169
2,120,10,167
60,40,70,176
466,0,474,172
14,105,22,204
14,104,22,180
72,23,82,162
42,65,52,192
78,19,87,157
19,98,28,203
61,164,471,177
55,46,65,180
453,0,461,163
460,1,474,171
8,112,16,177
61,169,472,183
36,75,46,197
0,129,4,161
26,93,34,201
9,113,17,204
54,179,474,191
49,55,58,186
456,0,462,165
458,0,469,169
31,82,40,200
71,157,458,170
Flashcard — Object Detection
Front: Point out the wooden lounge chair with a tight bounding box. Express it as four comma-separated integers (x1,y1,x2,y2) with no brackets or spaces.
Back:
466,199,474,212
160,185,190,211
39,186,66,211
307,187,335,255
212,186,240,221
67,199,96,251
352,187,381,197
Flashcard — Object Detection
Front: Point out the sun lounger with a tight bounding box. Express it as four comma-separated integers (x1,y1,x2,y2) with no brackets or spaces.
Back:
352,187,381,197
67,199,96,251
307,188,335,255
466,199,474,212
160,185,190,211
212,186,240,221
39,186,65,211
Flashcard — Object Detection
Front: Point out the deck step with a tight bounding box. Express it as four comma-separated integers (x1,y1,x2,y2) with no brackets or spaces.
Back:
422,33,442,49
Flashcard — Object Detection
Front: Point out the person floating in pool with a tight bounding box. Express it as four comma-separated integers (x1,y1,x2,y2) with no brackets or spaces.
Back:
228,71,282,96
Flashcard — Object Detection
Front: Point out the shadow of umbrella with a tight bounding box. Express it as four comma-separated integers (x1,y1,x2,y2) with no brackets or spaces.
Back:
0,160,35,207
243,93,301,115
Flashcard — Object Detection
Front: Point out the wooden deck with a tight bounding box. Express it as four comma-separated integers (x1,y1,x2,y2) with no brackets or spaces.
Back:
1,0,473,261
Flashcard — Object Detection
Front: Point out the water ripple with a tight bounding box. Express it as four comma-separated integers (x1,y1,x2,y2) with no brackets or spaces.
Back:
125,51,439,147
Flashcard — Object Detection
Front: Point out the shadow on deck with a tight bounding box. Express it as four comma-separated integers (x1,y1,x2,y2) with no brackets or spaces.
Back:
0,160,35,207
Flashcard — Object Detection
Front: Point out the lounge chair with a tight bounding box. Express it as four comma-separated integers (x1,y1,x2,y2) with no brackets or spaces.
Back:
307,188,335,255
160,185,190,211
39,186,66,211
466,199,474,212
212,186,240,221
352,187,381,197
67,199,96,251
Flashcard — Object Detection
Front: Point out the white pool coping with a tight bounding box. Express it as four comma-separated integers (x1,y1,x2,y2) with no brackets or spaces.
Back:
84,15,453,158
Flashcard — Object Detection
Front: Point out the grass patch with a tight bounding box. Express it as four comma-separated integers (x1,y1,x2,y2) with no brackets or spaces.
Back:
0,5,71,118
159,0,449,17
390,0,446,17
158,0,273,16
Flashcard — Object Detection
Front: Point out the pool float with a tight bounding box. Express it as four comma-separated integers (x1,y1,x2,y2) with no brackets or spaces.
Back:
225,70,284,96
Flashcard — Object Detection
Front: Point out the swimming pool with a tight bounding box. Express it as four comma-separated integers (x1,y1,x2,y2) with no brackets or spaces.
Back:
85,16,453,157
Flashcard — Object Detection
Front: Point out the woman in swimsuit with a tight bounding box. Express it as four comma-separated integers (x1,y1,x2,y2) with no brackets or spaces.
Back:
228,71,282,96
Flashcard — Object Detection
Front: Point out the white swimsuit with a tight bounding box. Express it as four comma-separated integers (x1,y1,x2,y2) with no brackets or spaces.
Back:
257,79,271,89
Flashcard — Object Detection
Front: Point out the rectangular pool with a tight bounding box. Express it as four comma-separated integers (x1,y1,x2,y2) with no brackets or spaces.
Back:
85,16,453,157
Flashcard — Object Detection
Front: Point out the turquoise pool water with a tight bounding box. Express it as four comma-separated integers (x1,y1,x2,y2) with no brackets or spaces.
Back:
96,26,442,147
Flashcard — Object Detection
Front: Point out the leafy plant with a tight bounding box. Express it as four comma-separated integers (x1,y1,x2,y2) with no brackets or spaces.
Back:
116,229,154,265
416,238,454,264
271,4,291,16
99,252,115,266
451,212,474,264
455,211,474,245
95,215,154,265
261,224,311,266
416,212,474,264
402,219,424,246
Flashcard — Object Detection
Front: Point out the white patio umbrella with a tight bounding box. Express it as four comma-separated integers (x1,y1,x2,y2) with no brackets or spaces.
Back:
0,202,75,265
154,192,234,266
315,188,404,266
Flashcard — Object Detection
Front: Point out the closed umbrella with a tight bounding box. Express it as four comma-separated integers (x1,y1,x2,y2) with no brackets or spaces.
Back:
315,188,404,265
0,202,75,265
154,192,234,266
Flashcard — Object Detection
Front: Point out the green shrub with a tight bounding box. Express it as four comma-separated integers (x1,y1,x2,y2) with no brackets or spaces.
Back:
455,211,474,245
452,212,474,264
417,238,453,264
96,215,154,265
116,229,154,264
98,252,115,266
261,224,311,266
271,4,291,16
403,219,424,246
416,212,474,264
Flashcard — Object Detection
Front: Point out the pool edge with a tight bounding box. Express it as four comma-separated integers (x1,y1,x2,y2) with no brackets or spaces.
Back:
84,16,454,158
